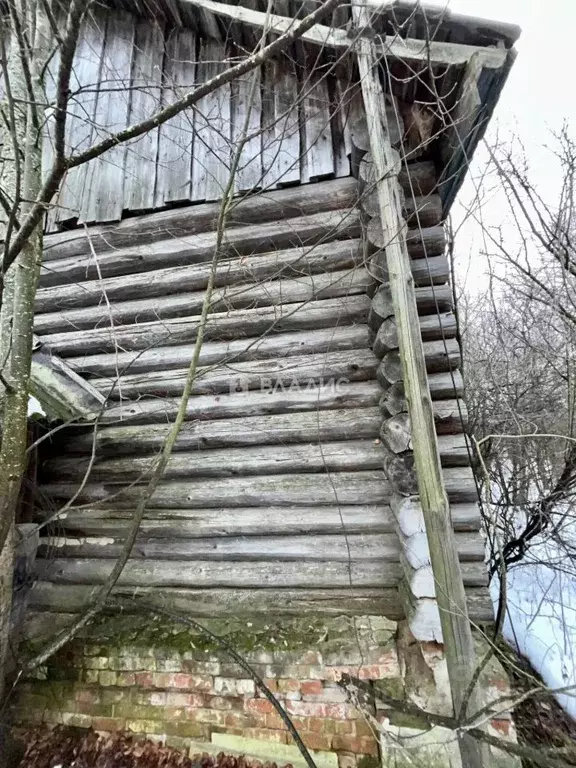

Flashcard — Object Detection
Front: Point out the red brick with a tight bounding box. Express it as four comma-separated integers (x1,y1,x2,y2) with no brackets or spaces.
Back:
491,718,512,736
206,695,235,710
135,672,153,688
307,716,325,733
325,667,354,682
326,703,357,720
246,698,274,714
334,720,354,735
301,732,332,751
116,673,136,687
332,736,378,755
166,692,204,707
301,680,323,696
263,678,279,693
93,717,126,732
286,701,326,718
277,679,300,693
353,719,375,738
226,713,254,729
243,727,287,744
265,712,286,730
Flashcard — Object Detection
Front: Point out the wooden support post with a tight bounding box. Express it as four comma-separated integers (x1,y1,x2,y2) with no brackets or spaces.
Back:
351,4,487,767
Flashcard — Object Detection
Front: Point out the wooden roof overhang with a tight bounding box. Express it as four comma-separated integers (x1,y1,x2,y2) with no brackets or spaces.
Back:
100,0,519,215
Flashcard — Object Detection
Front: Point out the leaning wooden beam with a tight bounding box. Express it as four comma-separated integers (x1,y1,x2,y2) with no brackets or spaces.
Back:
30,338,105,421
182,0,508,68
352,3,486,766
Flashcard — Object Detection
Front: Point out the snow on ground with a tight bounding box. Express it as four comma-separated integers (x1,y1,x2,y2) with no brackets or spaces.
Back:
490,527,576,718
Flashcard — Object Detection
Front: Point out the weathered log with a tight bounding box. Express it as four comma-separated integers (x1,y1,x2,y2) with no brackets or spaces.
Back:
366,219,446,257
42,295,371,356
405,588,493,641
377,338,461,385
372,313,457,357
99,380,382,426
42,470,392,509
368,285,453,330
351,113,404,155
44,504,396,538
93,349,378,400
383,436,471,478
38,532,400,562
404,560,487,597
39,210,362,288
67,326,372,379
379,371,464,415
370,252,449,286
42,178,361,262
393,496,481,535
359,156,437,197
383,455,477,498
400,531,485,570
43,439,386,482
54,407,382,456
36,269,374,335
362,191,443,227
36,239,364,313
36,558,402,588
380,399,468,447
25,585,408,620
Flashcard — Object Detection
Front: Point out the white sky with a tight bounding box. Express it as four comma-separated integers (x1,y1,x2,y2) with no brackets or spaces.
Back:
444,0,575,289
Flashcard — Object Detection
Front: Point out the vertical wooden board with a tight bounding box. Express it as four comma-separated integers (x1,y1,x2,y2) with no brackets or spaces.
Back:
81,10,136,223
261,56,300,189
192,39,232,202
333,76,362,177
300,50,334,183
124,19,165,212
156,28,196,205
56,10,107,225
41,48,61,232
231,69,263,193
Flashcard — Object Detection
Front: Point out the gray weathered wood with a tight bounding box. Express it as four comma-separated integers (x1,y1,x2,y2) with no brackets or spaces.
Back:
58,406,382,456
43,439,385,481
377,338,461,385
394,497,481,536
193,39,231,201
379,371,464,415
45,504,395,538
360,157,437,198
367,219,446,256
41,295,371,356
37,558,402,588
36,239,364,313
93,348,378,399
81,11,135,223
100,380,382,426
155,27,196,204
368,285,453,329
380,400,468,448
362,191,443,227
353,9,484,751
43,470,391,508
39,209,361,288
26,584,406,619
39,532,400,562
124,20,165,211
371,252,449,286
300,49,335,182
30,347,106,422
65,325,371,378
35,268,373,334
262,56,301,188
384,458,478,500
232,71,263,192
373,313,457,357
42,178,359,261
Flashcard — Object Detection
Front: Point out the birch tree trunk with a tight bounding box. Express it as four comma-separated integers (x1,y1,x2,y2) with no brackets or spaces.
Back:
0,0,48,699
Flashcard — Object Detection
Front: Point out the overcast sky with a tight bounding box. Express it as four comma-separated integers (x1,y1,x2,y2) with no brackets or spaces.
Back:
443,0,575,289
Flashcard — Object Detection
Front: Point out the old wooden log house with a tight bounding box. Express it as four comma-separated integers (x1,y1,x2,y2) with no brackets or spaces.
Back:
9,1,521,764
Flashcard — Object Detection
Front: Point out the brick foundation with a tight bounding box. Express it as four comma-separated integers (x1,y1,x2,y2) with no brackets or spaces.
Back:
10,615,518,767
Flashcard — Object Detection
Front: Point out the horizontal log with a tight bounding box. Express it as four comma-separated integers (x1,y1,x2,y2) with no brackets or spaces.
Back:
42,178,360,262
351,113,403,155
99,381,382,426
36,269,373,335
406,560,487,596
53,407,382,457
373,313,457,357
39,210,361,288
383,460,478,501
36,239,364,313
43,439,386,482
380,371,464,415
400,532,484,570
43,296,371,356
38,533,400,562
377,338,461,386
45,504,396,538
37,558,403,588
380,400,468,449
93,349,379,400
67,326,372,379
383,435,471,474
368,285,453,329
406,589,493,641
42,470,391,509
362,191,443,227
366,221,446,257
370,253,449,286
393,496,481,535
359,157,437,197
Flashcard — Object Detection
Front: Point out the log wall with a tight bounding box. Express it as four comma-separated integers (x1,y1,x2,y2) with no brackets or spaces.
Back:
32,169,488,622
